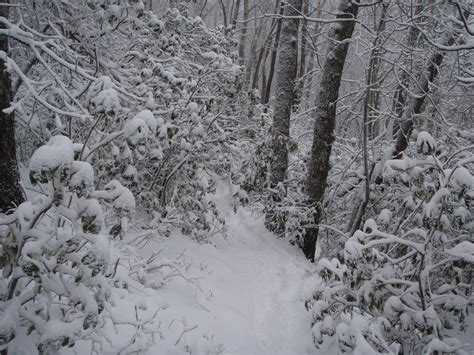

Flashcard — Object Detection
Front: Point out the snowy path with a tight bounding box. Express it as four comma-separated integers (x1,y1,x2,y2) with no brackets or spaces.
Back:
140,185,317,354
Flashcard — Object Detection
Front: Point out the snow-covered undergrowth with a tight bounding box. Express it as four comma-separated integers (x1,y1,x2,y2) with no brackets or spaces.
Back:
5,174,473,354
127,183,318,354
2,171,320,354
306,132,474,354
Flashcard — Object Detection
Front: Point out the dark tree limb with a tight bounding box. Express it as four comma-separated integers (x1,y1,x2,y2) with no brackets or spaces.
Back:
262,0,284,105
392,32,456,159
0,1,24,214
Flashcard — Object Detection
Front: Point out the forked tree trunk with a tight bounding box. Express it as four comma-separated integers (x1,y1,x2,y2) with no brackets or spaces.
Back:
266,0,303,232
303,0,358,261
0,2,23,213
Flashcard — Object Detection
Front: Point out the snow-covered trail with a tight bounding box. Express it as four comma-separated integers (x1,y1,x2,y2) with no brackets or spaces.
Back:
140,185,318,354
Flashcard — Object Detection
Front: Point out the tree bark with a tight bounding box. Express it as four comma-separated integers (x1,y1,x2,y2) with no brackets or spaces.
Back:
230,0,240,29
294,0,308,105
0,2,24,214
366,5,387,140
218,0,228,28
238,0,249,68
303,0,358,261
392,31,456,159
300,0,325,108
251,21,277,90
246,23,260,90
262,0,284,105
391,1,468,158
266,0,303,232
260,56,268,99
391,0,423,138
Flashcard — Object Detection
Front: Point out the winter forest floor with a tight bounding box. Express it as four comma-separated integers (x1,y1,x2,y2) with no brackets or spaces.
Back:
14,178,473,355
118,182,474,355
132,184,325,355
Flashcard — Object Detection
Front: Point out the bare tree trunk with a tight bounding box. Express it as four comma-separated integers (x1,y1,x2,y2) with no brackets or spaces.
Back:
392,31,456,159
303,0,358,261
366,5,387,140
391,3,469,158
300,0,325,108
266,0,303,232
262,0,284,105
246,23,261,90
294,0,308,105
218,0,228,28
0,2,23,213
230,0,240,29
238,0,249,68
251,22,277,90
261,65,267,99
391,0,423,138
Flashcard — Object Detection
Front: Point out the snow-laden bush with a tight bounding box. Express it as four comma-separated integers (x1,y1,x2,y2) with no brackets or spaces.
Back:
307,134,473,354
1,134,226,354
8,1,247,243
1,3,248,349
0,135,158,353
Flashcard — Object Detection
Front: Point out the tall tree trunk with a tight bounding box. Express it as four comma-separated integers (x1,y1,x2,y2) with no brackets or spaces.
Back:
294,0,308,105
261,64,267,99
391,0,423,137
251,21,277,90
230,0,240,29
238,0,249,68
300,0,325,108
246,23,261,90
366,5,387,141
262,0,284,105
392,31,455,158
0,2,23,213
218,0,228,28
303,0,358,261
266,0,303,232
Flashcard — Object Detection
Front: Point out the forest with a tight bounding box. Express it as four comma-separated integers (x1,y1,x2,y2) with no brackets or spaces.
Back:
0,0,472,354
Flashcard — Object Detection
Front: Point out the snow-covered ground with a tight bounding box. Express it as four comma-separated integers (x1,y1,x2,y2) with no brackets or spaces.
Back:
129,184,474,355
136,185,319,354
12,180,473,355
